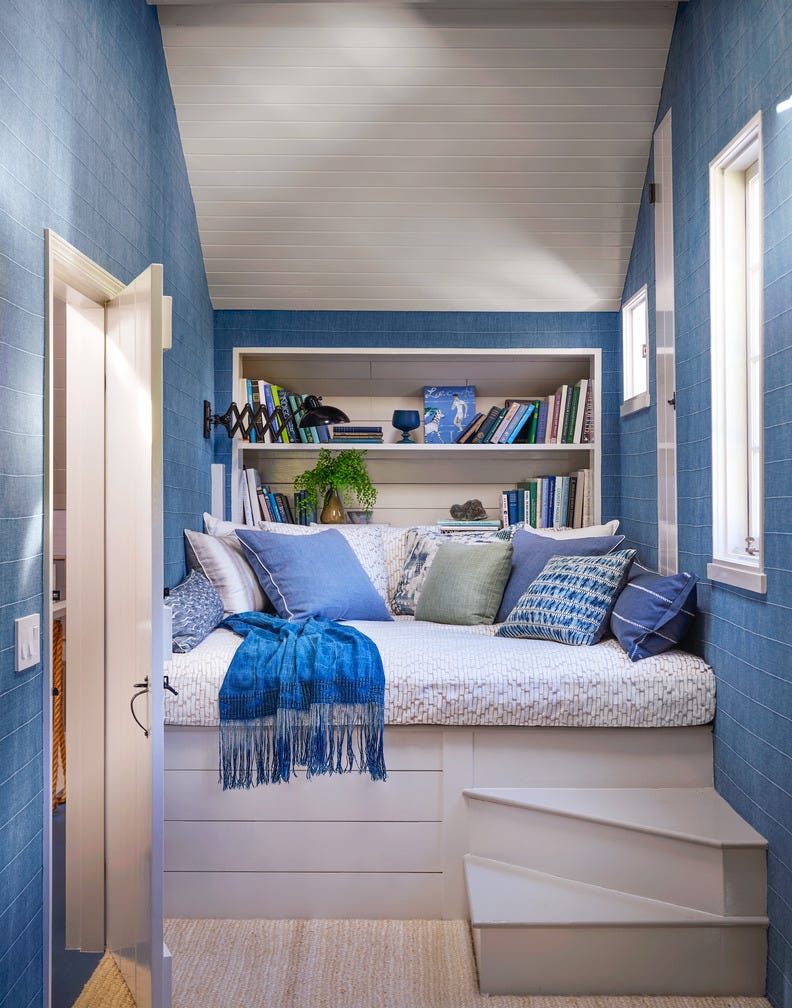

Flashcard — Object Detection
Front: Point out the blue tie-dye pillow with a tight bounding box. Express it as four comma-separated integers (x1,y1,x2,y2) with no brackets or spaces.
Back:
497,550,636,646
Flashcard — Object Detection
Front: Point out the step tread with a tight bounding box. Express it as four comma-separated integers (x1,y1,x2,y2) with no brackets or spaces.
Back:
464,855,769,928
463,787,767,849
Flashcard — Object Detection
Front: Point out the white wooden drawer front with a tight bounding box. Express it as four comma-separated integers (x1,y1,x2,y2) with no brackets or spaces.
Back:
165,820,441,872
164,870,443,920
164,724,443,772
165,769,442,822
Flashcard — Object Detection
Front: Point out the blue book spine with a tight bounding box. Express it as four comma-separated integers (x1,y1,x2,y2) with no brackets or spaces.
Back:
544,476,556,528
506,489,519,525
506,403,535,443
536,400,548,443
267,492,284,522
499,403,529,443
261,383,277,442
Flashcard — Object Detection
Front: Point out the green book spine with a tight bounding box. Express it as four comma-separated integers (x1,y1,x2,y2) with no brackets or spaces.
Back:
563,385,581,443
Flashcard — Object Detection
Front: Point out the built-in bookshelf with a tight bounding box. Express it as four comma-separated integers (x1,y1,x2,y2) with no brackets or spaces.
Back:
229,347,601,527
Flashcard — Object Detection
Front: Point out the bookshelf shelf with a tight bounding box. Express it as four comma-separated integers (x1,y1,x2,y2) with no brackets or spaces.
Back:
230,346,601,527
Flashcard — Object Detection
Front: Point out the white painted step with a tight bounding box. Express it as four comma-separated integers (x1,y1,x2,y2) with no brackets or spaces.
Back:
464,787,767,916
465,855,768,996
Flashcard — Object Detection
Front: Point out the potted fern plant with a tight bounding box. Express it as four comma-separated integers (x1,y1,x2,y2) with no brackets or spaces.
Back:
294,447,377,523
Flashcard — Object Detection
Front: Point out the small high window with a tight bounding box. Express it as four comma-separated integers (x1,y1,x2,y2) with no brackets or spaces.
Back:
708,113,766,593
620,285,650,416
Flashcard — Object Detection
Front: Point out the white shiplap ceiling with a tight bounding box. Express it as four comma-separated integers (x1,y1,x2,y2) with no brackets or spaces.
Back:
156,1,678,311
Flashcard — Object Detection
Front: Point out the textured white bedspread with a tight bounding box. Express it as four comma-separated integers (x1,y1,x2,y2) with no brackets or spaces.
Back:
164,619,715,729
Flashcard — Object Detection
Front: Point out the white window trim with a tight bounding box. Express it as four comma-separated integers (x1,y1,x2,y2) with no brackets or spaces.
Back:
621,284,650,417
708,112,766,595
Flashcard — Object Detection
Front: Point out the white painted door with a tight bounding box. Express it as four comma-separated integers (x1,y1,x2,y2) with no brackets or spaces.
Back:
104,265,167,1008
64,299,106,953
654,111,679,574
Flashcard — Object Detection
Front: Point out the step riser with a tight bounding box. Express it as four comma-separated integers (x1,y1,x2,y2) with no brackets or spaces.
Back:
473,923,767,996
467,799,766,916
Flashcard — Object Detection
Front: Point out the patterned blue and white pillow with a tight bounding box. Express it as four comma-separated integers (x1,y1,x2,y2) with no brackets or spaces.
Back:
610,563,698,661
167,570,224,653
496,550,636,646
391,527,506,615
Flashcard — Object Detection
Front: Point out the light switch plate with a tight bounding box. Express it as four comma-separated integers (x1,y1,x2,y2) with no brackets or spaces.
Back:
15,613,41,672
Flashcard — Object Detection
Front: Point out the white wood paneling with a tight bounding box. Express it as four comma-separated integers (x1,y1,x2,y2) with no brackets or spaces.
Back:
165,769,443,821
163,723,713,921
165,821,442,871
158,1,676,310
164,871,444,920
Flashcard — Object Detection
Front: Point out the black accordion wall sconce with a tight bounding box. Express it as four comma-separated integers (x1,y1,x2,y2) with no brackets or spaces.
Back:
203,396,350,441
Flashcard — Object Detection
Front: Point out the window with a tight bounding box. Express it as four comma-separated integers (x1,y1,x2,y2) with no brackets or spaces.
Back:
708,113,766,593
620,285,650,416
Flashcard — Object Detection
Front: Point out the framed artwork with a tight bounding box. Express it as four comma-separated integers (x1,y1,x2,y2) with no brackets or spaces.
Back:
423,385,476,444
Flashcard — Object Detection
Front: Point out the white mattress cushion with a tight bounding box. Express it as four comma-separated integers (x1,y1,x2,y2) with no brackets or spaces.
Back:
165,620,716,730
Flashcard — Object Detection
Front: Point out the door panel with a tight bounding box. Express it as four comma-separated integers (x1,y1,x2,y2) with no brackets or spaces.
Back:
64,301,106,952
104,266,166,1008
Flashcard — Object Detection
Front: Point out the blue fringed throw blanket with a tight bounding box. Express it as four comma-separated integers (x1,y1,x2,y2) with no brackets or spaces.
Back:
218,612,386,788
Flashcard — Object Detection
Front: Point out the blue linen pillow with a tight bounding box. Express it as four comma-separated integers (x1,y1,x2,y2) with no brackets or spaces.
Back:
167,569,224,653
236,528,393,622
496,550,636,646
610,563,699,661
495,528,625,622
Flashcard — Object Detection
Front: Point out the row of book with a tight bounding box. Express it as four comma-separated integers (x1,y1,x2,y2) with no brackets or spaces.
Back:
456,379,593,446
330,425,383,444
239,468,316,526
242,379,331,444
500,468,593,530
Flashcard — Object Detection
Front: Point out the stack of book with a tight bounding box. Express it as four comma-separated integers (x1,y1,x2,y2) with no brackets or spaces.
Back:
241,379,331,444
240,467,299,525
330,425,383,444
456,378,593,446
500,468,593,529
293,489,316,526
436,519,501,533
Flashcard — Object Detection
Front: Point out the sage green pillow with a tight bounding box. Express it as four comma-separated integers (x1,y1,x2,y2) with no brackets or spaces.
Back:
414,540,513,626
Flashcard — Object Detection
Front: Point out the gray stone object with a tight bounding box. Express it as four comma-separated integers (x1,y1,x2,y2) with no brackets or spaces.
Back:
450,499,488,520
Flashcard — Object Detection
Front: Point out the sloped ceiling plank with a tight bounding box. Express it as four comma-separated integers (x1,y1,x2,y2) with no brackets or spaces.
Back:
159,1,676,310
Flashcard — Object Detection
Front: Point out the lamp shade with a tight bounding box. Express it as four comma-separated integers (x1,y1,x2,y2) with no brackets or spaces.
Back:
298,395,350,428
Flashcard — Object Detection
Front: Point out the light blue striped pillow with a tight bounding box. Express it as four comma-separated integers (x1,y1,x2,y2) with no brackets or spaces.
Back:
496,550,636,646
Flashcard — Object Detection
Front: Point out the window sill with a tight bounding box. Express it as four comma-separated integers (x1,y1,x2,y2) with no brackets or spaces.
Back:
707,560,766,594
620,392,651,418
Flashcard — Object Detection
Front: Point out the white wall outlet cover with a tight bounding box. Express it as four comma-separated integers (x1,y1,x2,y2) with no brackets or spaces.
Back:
15,613,41,672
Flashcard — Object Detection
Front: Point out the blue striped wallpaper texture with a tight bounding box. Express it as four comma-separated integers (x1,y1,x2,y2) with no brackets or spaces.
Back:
212,310,622,523
0,1,212,1003
620,2,792,1005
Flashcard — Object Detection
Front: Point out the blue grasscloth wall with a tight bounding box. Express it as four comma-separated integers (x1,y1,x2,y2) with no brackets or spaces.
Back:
619,2,792,1005
0,1,212,1004
212,310,621,522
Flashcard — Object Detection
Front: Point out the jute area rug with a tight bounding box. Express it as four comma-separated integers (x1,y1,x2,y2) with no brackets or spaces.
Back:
163,919,771,1008
71,953,134,1008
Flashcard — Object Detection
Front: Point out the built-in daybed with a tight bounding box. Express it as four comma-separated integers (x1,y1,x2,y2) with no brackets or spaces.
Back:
163,599,715,920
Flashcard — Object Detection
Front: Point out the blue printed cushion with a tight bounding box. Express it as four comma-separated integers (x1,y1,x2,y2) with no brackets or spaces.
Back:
496,550,636,646
236,528,392,622
611,563,698,661
392,527,506,615
167,570,224,653
495,528,625,623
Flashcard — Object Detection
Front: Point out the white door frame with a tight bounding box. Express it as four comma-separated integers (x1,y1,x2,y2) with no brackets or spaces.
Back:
43,231,169,1007
653,111,679,575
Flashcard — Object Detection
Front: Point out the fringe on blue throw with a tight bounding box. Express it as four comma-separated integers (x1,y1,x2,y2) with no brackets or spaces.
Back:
218,612,387,788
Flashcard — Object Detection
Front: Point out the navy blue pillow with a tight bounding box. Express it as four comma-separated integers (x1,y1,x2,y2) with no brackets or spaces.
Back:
236,528,392,622
167,570,224,653
610,563,698,661
495,528,625,622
